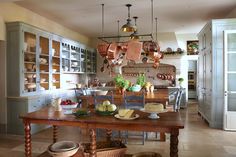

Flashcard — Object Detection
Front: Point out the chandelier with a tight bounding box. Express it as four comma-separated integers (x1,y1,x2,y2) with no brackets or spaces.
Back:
97,0,163,74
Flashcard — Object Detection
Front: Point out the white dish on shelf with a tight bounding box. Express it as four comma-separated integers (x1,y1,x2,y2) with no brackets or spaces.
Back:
140,108,168,119
114,114,139,120
52,48,55,56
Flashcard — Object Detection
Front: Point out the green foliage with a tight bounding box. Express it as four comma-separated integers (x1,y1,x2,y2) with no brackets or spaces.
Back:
114,75,130,89
178,77,184,82
136,73,146,87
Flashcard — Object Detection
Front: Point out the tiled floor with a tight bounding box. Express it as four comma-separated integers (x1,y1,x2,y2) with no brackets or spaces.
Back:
0,101,236,157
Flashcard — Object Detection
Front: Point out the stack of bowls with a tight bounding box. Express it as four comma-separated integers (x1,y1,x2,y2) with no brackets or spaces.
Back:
48,141,79,157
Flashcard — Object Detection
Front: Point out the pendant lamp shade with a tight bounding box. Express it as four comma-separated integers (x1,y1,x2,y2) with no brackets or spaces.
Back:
121,4,136,32
130,16,140,40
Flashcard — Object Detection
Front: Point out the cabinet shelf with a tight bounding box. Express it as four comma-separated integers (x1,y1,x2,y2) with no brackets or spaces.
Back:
40,53,49,57
53,81,60,84
52,56,60,59
24,61,36,64
24,83,36,85
71,51,79,54
24,52,36,55
24,72,36,74
40,72,49,74
40,63,49,66
62,57,70,60
63,72,84,74
40,82,49,84
71,58,79,61
52,73,60,75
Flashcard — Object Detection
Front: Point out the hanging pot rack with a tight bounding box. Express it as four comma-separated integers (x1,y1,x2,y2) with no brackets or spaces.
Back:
98,34,153,43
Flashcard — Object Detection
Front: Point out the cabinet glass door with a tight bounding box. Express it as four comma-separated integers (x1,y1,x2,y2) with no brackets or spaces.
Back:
39,36,50,91
86,50,92,73
70,45,80,73
62,42,70,72
224,30,236,130
23,32,37,93
52,39,61,89
80,48,86,72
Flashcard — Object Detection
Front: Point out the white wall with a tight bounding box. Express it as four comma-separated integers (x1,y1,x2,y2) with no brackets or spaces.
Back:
0,17,6,40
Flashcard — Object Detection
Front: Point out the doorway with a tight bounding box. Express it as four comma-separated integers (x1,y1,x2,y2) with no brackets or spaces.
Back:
188,60,197,99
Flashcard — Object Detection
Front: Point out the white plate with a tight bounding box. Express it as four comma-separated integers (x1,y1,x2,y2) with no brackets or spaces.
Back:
140,108,168,114
114,114,139,120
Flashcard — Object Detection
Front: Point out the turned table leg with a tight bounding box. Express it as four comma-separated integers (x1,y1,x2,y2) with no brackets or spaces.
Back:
170,129,179,157
53,125,58,143
106,129,112,142
160,132,166,141
89,128,97,157
24,120,31,157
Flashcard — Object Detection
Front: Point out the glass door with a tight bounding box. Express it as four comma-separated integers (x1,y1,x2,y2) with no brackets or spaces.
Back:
52,39,61,89
23,32,37,93
224,30,236,130
39,36,50,91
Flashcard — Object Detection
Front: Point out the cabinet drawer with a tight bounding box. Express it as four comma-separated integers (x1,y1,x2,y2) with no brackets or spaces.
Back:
28,97,46,112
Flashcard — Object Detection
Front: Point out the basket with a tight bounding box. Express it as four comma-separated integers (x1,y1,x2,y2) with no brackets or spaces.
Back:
132,152,162,157
82,140,127,157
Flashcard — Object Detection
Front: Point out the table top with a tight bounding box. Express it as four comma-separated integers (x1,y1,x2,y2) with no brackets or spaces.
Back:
20,107,184,132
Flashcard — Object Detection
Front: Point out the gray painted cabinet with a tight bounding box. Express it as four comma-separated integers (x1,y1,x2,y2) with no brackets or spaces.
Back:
6,22,96,134
7,96,49,134
6,22,63,96
198,18,236,128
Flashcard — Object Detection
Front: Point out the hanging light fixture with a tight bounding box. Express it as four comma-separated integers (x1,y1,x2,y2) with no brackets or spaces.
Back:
121,4,136,32
130,16,140,40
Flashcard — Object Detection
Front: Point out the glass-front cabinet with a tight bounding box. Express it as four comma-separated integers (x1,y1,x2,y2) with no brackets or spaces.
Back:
7,22,96,96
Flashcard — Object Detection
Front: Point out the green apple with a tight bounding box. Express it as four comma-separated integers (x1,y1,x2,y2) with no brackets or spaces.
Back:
107,104,117,112
103,100,111,105
96,104,105,111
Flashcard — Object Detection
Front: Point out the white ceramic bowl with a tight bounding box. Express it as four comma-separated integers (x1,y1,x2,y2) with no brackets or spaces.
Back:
53,69,57,73
95,90,108,95
48,141,79,157
61,103,78,114
52,49,55,56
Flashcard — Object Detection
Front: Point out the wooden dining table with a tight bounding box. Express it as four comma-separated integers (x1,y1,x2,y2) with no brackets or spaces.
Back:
20,106,184,157
78,88,170,141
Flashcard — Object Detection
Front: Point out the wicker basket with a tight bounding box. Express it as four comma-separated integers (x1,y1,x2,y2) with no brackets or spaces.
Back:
132,152,162,157
82,140,127,157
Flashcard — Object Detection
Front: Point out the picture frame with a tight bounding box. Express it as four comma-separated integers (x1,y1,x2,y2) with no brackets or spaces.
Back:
187,40,199,55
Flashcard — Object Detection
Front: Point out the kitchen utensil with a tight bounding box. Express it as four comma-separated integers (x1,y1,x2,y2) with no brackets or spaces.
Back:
97,42,109,57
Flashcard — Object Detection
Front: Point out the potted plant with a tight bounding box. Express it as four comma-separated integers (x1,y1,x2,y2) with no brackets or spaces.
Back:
178,77,184,87
136,73,146,88
114,75,130,94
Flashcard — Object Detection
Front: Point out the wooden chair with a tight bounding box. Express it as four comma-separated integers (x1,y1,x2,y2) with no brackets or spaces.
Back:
173,88,184,112
122,91,145,145
94,91,114,138
94,91,114,107
168,88,183,112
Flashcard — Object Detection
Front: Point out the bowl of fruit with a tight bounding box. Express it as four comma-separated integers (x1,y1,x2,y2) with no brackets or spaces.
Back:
95,100,117,116
73,108,90,118
61,99,78,114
